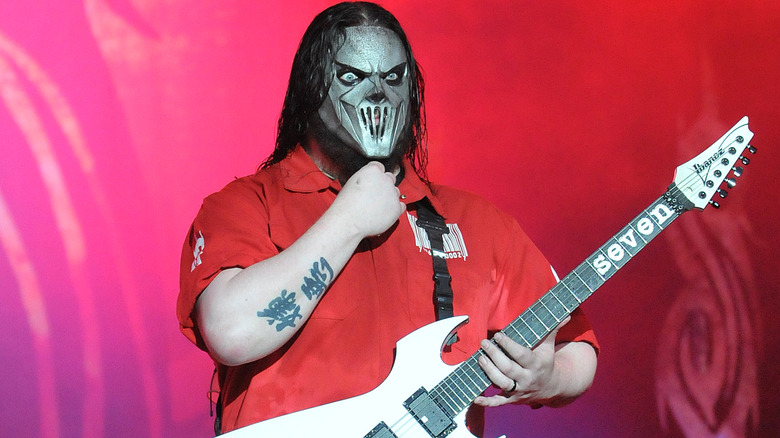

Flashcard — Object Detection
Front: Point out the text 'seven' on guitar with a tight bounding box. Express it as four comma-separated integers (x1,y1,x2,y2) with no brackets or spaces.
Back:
221,116,756,438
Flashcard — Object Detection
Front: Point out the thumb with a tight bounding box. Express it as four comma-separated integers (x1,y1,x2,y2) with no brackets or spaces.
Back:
544,315,571,345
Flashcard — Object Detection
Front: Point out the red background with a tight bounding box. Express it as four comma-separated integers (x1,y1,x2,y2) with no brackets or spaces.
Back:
2,1,779,436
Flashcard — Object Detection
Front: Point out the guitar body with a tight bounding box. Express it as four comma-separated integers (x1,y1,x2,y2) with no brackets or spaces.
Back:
222,316,476,438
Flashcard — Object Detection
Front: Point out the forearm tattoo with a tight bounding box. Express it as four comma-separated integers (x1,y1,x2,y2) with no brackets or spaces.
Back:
256,257,334,331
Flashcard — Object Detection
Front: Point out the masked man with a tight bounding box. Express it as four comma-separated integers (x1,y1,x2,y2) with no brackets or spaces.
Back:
178,2,598,435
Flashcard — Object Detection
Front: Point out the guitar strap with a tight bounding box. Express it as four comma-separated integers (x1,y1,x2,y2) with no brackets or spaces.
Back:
207,200,458,434
415,200,458,346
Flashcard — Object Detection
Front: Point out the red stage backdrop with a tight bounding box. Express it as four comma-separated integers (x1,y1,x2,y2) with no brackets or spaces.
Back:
1,1,779,437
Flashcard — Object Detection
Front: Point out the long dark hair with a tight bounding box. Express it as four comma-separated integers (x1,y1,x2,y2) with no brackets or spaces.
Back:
261,1,428,180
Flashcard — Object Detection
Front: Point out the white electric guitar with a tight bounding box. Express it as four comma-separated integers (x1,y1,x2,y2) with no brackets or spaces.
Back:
222,117,756,438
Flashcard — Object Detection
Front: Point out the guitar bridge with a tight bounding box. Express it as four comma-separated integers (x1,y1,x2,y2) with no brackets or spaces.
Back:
403,388,456,437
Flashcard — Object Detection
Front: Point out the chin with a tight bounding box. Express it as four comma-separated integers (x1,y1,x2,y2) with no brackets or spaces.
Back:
354,141,395,159
310,114,411,178
360,150,394,160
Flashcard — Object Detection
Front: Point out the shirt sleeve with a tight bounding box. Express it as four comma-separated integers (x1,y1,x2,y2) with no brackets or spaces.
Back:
176,179,279,349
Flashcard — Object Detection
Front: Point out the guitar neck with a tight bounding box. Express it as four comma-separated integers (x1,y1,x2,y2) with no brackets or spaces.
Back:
428,188,689,416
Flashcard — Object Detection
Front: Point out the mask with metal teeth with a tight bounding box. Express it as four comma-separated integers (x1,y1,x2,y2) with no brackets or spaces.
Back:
318,25,410,158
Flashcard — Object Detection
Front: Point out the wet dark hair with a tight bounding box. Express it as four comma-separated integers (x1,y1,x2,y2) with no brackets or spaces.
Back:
260,1,428,181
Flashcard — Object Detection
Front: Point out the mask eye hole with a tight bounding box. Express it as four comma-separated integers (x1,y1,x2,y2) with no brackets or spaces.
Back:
335,63,366,86
382,63,406,87
338,71,361,86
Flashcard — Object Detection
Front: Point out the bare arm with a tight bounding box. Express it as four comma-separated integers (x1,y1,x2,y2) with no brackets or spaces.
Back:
474,317,598,408
195,162,405,366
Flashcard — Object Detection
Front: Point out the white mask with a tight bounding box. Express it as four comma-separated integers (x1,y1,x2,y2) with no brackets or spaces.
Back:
317,26,410,158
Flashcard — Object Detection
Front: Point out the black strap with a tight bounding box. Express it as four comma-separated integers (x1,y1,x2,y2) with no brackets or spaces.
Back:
209,367,223,436
416,201,458,345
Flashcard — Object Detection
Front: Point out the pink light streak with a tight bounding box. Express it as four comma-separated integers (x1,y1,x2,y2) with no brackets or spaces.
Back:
0,35,104,438
1,28,163,437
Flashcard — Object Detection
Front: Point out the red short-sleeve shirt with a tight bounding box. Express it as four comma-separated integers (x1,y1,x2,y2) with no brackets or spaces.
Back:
178,146,598,433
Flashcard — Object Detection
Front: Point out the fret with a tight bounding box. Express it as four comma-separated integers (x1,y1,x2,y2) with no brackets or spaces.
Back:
516,316,541,347
434,358,490,415
463,366,488,400
636,198,675,240
508,314,534,341
628,220,650,245
589,248,616,281
517,327,533,347
527,306,550,331
539,294,566,322
612,224,644,257
503,320,531,346
601,240,632,270
566,268,597,305
544,288,571,315
449,386,470,409
432,382,459,416
440,376,463,406
431,379,463,412
563,272,590,296
501,322,521,339
518,312,542,339
534,301,560,329
553,282,582,310
466,357,490,388
460,363,486,398
577,261,607,291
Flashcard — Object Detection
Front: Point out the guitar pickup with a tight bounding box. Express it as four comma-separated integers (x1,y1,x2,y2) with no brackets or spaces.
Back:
403,388,456,437
365,421,398,438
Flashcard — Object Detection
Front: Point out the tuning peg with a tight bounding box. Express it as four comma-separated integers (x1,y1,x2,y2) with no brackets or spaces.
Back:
717,188,728,198
732,166,744,177
709,200,721,209
725,178,737,188
740,156,750,165
748,145,757,154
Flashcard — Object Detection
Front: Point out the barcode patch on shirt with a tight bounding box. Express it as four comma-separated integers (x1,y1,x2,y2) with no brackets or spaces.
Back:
407,212,468,261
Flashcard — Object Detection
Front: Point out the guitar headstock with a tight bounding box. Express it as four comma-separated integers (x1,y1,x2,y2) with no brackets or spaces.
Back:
671,116,756,211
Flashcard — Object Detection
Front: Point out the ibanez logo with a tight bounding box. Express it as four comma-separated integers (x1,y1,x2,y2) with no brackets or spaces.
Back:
692,146,726,175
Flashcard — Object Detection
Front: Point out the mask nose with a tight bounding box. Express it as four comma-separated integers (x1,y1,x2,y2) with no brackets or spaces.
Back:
365,90,386,104
365,76,386,104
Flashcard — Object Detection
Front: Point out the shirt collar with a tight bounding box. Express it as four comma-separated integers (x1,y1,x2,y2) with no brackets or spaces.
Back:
278,146,339,193
277,144,444,214
398,158,444,213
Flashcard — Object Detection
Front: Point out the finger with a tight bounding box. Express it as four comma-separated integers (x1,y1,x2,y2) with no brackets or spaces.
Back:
366,161,384,171
473,393,514,408
363,161,390,175
552,315,571,333
492,332,533,369
537,315,572,347
480,338,511,370
478,340,516,391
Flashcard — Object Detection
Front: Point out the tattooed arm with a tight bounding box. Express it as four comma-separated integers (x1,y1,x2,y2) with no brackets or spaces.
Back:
195,162,405,366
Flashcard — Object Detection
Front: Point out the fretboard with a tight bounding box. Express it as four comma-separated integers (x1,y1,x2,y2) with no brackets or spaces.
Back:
427,189,687,417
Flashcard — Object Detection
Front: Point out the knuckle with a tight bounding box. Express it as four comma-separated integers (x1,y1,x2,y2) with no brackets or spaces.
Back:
497,361,514,375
